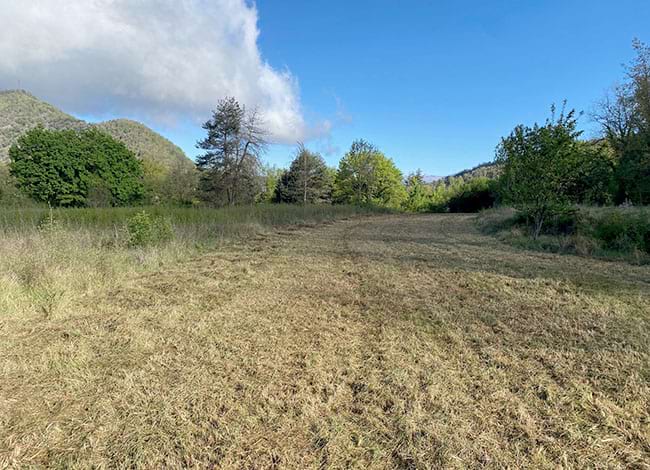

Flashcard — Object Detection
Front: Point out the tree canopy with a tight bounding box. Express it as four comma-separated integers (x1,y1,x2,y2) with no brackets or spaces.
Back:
496,106,583,237
9,127,143,207
334,140,406,208
275,144,332,204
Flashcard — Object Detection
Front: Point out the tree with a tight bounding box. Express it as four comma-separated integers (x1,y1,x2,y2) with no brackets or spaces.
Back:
257,165,284,203
496,105,582,238
9,127,143,207
161,161,200,206
403,170,430,212
592,84,638,153
0,163,33,207
334,140,406,208
196,97,267,206
563,140,616,205
594,39,650,204
275,144,332,204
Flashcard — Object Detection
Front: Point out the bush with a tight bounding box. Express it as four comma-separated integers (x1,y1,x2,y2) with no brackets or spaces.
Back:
126,211,173,247
446,179,498,213
427,177,497,213
591,210,650,253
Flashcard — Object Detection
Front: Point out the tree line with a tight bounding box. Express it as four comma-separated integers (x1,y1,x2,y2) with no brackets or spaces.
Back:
2,39,648,218
495,39,650,237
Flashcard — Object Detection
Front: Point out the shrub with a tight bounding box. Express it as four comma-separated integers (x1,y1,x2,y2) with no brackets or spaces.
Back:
126,211,173,247
592,210,650,253
446,179,498,213
428,177,497,213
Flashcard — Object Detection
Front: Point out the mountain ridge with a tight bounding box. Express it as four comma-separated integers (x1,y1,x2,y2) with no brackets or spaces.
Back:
0,90,192,169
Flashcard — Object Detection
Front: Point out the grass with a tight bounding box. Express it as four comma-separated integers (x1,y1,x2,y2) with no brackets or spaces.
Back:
0,204,388,321
1,211,649,467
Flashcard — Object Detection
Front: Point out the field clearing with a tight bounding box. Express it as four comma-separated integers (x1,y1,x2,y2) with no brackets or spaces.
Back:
1,213,649,468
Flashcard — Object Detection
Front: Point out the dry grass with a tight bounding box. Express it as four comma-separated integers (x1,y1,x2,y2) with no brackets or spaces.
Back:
1,214,649,468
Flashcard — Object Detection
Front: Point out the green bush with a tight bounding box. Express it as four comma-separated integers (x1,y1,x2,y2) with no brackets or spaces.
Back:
126,211,173,247
446,179,498,213
428,177,497,213
591,210,650,253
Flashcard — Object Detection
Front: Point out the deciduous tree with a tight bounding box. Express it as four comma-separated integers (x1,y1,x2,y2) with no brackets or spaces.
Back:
334,140,406,208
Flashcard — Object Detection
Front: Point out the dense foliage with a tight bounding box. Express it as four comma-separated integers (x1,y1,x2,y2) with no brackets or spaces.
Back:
333,140,407,208
9,127,144,207
496,106,587,238
275,145,333,204
593,39,650,204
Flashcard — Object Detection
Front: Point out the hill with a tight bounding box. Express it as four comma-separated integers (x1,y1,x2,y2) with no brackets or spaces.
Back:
433,161,501,186
452,161,501,180
0,90,191,169
94,119,192,169
0,90,87,160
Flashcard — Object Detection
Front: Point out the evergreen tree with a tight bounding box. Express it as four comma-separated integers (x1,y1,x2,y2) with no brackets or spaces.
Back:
196,97,267,205
275,144,332,204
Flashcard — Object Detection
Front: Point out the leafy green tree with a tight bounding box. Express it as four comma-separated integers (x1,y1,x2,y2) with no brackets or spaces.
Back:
257,165,284,203
81,129,144,206
196,97,267,206
496,105,582,238
334,140,406,208
594,39,650,204
9,127,143,207
403,170,430,212
0,163,34,206
564,140,617,205
617,133,650,204
275,144,332,204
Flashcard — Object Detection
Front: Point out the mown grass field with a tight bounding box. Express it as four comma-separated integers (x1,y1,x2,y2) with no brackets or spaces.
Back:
1,212,649,468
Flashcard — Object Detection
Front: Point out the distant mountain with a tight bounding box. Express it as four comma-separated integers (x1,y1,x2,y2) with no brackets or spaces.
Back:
435,161,501,186
422,175,442,184
452,161,501,180
0,90,192,169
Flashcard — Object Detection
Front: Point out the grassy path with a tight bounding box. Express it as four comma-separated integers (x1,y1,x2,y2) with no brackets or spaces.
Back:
2,214,649,468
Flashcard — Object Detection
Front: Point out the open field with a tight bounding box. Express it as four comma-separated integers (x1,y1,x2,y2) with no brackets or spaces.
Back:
1,213,649,468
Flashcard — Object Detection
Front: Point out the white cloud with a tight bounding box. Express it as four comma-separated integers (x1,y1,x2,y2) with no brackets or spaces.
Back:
0,0,307,142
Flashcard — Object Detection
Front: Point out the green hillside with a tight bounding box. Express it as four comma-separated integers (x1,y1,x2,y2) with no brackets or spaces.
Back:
0,90,191,169
95,119,192,169
0,90,86,161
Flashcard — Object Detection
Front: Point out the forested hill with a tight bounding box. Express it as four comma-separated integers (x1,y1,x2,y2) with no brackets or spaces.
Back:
443,161,501,184
0,90,86,160
0,90,191,168
94,119,192,169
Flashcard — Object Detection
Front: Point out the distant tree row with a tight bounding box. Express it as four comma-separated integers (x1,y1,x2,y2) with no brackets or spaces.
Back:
195,97,407,209
3,39,647,215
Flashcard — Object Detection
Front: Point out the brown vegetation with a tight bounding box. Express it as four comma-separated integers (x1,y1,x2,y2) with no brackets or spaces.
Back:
1,214,649,467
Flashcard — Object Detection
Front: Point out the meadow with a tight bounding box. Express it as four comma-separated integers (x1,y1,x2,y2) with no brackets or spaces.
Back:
0,204,386,321
1,210,649,468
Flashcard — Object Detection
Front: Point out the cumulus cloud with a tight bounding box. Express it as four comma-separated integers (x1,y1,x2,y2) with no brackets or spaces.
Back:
0,0,307,142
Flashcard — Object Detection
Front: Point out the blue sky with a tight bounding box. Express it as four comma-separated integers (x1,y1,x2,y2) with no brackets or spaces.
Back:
3,0,648,176
176,0,648,175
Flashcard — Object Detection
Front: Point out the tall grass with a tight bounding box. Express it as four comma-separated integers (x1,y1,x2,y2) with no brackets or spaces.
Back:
0,204,390,320
0,204,388,237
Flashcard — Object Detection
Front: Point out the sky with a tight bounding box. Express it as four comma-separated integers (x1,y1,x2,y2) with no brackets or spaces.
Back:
0,0,649,176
